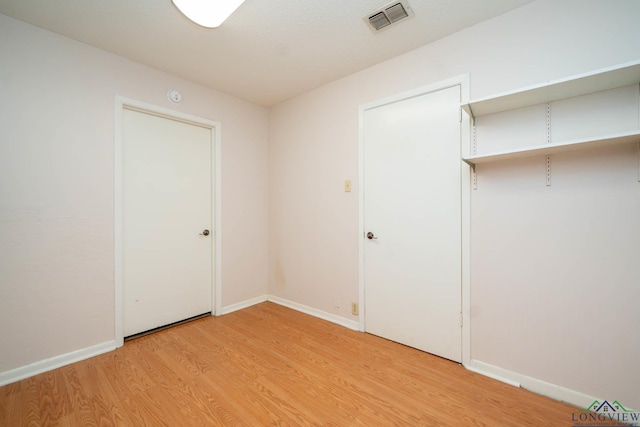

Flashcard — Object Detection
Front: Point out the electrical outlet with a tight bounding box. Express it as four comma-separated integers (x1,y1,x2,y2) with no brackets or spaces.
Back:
351,302,359,315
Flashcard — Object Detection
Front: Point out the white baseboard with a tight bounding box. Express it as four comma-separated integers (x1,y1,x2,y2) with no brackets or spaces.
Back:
218,294,359,331
0,340,116,386
467,359,598,408
219,294,268,315
465,360,521,388
0,295,358,386
267,295,360,331
5,299,596,412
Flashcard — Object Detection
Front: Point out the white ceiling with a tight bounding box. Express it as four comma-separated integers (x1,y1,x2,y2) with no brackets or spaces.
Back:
0,0,535,106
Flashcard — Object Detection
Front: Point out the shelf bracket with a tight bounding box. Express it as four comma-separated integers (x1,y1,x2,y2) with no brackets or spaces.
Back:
461,103,475,125
472,165,477,190
546,155,552,186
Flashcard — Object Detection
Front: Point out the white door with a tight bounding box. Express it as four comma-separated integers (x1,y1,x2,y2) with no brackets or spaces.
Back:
122,108,213,337
363,85,462,362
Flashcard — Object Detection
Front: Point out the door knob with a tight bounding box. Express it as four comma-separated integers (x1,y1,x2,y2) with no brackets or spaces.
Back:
200,229,210,236
366,231,377,240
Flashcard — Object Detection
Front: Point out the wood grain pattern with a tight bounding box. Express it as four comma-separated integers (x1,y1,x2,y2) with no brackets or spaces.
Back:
0,302,603,426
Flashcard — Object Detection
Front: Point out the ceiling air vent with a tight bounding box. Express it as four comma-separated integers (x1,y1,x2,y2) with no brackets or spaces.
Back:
365,1,414,32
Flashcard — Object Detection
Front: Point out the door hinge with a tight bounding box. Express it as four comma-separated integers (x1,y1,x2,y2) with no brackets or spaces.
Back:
459,107,463,123
459,311,463,327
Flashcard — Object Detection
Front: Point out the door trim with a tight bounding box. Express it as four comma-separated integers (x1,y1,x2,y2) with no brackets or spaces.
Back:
357,75,471,365
114,96,222,348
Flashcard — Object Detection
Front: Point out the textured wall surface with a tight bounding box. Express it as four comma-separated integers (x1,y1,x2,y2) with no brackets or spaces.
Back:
0,13,269,374
269,0,640,409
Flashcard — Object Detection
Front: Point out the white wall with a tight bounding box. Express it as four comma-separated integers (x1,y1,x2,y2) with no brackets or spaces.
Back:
269,0,640,409
0,14,269,375
470,83,640,407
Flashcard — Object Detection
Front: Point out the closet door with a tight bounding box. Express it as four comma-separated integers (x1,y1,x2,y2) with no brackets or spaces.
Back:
363,85,462,362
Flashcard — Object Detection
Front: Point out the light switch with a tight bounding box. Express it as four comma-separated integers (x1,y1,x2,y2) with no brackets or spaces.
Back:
344,180,352,192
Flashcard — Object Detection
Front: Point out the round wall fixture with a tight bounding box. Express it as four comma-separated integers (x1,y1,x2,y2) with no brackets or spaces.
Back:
167,90,182,103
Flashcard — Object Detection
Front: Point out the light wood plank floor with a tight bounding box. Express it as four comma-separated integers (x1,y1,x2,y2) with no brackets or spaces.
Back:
1,302,587,426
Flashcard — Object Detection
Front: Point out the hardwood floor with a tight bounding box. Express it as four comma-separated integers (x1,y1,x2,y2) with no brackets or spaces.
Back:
1,302,586,426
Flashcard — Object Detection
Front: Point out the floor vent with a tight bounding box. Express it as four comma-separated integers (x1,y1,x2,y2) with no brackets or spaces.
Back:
365,1,414,32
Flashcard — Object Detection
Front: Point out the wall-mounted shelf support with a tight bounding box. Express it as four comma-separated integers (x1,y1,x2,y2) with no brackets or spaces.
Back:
472,123,477,156
470,109,477,189
472,165,477,190
546,102,551,144
545,104,552,186
462,61,640,186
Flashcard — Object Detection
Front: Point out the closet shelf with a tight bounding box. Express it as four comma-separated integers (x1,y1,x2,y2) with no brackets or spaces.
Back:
462,60,640,118
462,130,640,166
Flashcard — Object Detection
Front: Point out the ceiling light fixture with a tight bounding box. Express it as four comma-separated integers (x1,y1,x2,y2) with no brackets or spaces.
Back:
172,0,246,28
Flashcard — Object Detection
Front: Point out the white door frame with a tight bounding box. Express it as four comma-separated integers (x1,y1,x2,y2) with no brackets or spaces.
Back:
358,75,472,366
114,96,222,348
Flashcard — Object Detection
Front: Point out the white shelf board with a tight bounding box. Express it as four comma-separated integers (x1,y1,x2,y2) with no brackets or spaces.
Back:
462,130,640,166
462,60,640,118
